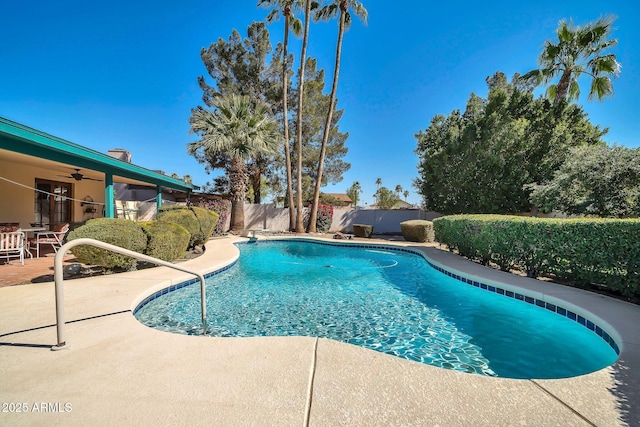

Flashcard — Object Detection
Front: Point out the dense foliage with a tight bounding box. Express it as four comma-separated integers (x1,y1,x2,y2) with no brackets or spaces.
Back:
156,206,219,248
193,23,350,206
192,197,232,235
414,72,606,214
189,94,280,231
433,215,640,296
528,144,640,217
67,218,147,271
374,186,401,209
139,221,191,262
314,204,334,232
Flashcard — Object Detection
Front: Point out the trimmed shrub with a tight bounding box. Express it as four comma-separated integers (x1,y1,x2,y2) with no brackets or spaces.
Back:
67,218,147,271
353,224,374,238
433,215,640,296
400,220,435,243
140,220,190,262
157,206,219,248
192,198,231,235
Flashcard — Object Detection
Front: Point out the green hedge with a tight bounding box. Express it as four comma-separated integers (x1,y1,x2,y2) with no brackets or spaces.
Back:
67,218,147,271
433,215,640,296
140,220,190,262
157,206,219,248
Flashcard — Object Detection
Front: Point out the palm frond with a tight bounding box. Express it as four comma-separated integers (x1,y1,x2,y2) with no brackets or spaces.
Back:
588,76,614,101
315,4,339,21
290,16,303,36
588,54,621,76
568,81,580,101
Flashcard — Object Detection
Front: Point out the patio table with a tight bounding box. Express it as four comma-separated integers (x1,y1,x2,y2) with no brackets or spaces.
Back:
19,227,46,258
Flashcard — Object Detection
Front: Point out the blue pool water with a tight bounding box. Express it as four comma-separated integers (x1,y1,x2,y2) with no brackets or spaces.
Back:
134,240,618,379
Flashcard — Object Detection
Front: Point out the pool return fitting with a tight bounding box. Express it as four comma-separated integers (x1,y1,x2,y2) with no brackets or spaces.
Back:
51,238,207,350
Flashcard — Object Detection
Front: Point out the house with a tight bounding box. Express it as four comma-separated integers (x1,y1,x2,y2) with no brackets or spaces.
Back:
323,193,353,208
0,117,193,229
368,199,416,210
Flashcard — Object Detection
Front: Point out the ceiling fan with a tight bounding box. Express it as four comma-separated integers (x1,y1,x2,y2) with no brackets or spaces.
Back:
58,168,103,182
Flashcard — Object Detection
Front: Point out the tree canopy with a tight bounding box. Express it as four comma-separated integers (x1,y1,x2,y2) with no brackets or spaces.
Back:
188,94,281,230
528,145,640,218
191,23,349,205
414,72,606,215
521,15,621,104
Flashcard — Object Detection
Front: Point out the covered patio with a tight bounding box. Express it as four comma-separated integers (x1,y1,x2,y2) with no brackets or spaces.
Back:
0,116,193,229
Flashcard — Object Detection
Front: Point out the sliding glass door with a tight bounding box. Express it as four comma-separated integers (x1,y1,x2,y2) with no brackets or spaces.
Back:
34,179,72,227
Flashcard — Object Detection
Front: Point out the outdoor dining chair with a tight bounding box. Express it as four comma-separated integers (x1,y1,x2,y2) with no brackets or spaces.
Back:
31,223,70,258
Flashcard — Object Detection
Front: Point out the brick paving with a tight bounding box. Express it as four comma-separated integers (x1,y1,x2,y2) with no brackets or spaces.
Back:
0,246,81,287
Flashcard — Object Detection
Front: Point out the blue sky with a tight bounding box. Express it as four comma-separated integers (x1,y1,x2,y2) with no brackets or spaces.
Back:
1,0,638,206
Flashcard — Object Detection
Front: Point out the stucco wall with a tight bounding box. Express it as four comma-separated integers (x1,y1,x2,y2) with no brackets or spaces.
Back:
243,204,440,234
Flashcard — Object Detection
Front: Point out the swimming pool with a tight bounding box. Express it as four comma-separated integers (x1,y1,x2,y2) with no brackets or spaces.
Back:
134,239,619,379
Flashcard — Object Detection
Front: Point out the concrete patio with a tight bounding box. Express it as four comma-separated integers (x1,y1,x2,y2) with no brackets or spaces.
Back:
1,235,638,426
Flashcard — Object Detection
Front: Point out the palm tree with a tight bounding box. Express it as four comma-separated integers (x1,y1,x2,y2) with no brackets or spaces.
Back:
307,0,367,232
395,184,403,199
403,189,409,202
346,181,361,208
522,16,621,104
259,0,302,230
188,94,281,231
294,0,315,232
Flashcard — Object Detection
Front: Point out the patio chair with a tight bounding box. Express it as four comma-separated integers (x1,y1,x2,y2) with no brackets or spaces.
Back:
0,230,27,265
115,200,125,218
125,201,139,221
31,223,70,258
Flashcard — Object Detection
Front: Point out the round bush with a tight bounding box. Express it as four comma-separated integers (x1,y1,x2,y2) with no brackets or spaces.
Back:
400,220,435,243
140,220,190,262
67,218,147,270
157,206,218,248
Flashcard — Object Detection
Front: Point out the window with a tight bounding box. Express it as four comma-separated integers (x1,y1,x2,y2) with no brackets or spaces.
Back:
34,179,72,227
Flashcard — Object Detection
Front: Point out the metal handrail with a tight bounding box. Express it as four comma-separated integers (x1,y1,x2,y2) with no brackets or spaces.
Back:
51,238,207,350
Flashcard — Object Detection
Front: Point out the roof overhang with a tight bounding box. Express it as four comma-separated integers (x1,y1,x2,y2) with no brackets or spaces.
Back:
0,116,193,192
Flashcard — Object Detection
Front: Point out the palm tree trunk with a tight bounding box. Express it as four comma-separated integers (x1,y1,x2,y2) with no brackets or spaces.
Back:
554,69,572,104
229,156,247,231
308,9,345,232
295,0,312,233
282,13,295,231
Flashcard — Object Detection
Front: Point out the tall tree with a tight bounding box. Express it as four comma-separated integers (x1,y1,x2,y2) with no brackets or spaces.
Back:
291,57,351,202
395,184,403,198
346,181,361,208
375,177,382,203
307,0,368,232
414,72,607,214
374,186,400,209
294,0,315,232
259,0,302,229
522,16,621,104
196,23,280,204
188,94,281,231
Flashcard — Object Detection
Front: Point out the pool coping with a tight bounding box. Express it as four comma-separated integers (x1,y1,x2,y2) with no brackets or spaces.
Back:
1,235,638,426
